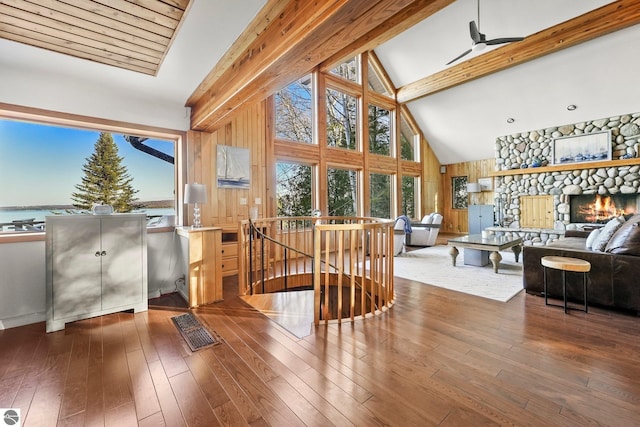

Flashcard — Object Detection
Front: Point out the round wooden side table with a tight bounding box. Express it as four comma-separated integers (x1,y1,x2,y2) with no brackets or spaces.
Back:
541,256,591,313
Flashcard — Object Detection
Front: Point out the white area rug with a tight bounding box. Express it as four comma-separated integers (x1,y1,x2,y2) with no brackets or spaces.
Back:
395,245,524,302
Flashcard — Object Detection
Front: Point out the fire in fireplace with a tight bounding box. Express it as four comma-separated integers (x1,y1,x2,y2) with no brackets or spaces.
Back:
570,194,639,224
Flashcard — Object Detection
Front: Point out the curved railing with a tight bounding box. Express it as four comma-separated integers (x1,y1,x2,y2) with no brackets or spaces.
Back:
239,216,395,325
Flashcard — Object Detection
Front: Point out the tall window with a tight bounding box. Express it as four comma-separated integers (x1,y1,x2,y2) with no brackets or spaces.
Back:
0,119,175,232
401,176,417,218
328,167,358,216
370,173,391,218
272,52,423,220
276,162,312,216
275,75,313,144
326,88,357,150
400,113,419,161
368,104,391,156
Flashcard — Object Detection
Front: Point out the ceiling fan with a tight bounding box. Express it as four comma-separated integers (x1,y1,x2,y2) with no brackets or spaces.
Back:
446,0,525,65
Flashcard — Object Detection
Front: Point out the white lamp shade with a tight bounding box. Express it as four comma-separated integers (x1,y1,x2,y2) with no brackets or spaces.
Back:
467,182,481,193
184,183,207,204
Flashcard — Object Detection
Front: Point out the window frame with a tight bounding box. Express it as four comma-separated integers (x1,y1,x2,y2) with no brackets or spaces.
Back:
400,174,420,219
367,99,394,158
271,51,423,221
275,160,317,217
326,164,361,217
274,74,315,145
325,74,362,152
0,103,186,242
367,51,396,100
369,171,393,219
328,55,361,84
399,108,421,162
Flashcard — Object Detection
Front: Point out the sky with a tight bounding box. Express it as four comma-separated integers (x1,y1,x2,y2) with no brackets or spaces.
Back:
0,119,175,207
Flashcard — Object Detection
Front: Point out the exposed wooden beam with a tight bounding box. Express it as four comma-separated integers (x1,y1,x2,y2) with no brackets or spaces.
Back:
185,0,289,106
187,0,452,132
188,0,356,130
397,0,640,104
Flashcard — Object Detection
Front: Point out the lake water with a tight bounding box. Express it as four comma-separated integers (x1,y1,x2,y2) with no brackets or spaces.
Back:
0,207,175,230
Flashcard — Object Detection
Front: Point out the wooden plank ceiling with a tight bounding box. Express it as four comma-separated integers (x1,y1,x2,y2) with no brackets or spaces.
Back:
0,0,191,76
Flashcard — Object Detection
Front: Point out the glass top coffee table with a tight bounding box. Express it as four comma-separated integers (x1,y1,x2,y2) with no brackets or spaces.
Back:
447,234,523,273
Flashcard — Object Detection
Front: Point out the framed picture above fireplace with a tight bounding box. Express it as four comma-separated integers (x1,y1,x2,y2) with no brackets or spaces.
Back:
552,130,611,166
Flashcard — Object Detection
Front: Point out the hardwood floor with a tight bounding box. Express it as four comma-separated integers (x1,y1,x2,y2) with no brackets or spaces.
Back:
2,274,640,426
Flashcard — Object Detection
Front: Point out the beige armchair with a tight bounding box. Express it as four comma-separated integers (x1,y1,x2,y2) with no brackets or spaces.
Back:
407,213,443,246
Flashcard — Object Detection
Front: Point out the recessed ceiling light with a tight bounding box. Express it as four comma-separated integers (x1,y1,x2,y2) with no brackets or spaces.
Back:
567,104,577,111
506,118,515,123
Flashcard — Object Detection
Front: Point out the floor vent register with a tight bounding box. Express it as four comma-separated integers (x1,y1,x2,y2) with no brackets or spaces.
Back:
171,313,223,351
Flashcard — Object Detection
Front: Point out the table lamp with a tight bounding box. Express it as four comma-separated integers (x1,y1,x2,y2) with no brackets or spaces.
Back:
184,183,207,228
467,182,481,205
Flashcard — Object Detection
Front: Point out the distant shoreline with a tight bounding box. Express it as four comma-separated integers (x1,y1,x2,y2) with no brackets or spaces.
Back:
0,205,75,211
0,200,174,211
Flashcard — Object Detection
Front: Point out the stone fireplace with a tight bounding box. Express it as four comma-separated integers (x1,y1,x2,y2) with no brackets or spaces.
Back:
569,194,639,224
487,111,640,245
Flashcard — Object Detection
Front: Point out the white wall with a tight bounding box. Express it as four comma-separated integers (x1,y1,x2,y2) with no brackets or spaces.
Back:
0,240,46,329
0,0,268,131
0,230,186,330
0,64,190,131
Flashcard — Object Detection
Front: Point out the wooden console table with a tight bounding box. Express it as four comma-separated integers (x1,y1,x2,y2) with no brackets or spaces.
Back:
176,226,223,307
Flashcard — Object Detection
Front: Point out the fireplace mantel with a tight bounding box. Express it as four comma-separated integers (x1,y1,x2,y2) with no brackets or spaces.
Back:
489,157,640,177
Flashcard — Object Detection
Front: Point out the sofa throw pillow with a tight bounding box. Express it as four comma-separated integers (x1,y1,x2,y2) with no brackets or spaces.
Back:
585,228,601,249
592,216,626,251
604,214,640,256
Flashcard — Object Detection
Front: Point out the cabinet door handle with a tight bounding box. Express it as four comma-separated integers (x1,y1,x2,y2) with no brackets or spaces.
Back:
95,251,101,257
101,251,107,256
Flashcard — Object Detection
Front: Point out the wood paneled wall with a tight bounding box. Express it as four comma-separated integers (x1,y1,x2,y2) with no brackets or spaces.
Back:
185,98,444,230
440,158,495,234
421,137,441,217
185,102,267,228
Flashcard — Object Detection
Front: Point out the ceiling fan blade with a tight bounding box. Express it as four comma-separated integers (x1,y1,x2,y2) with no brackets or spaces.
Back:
469,21,481,43
486,37,525,46
446,48,472,65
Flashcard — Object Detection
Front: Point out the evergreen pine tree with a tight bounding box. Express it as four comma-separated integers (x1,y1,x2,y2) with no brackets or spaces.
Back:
71,132,138,212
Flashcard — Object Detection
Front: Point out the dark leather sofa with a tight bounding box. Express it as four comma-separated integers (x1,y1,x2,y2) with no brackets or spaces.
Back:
523,219,640,314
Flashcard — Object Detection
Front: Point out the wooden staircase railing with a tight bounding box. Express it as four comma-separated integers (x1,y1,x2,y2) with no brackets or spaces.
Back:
239,216,395,325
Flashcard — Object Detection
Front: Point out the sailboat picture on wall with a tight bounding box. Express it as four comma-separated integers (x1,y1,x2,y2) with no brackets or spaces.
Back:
217,145,250,189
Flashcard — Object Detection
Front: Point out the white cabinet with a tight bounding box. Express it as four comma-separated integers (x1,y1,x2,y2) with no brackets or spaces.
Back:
46,214,148,332
467,205,495,266
468,204,494,234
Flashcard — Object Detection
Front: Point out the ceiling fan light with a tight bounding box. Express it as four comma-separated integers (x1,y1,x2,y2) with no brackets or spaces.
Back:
472,42,486,51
